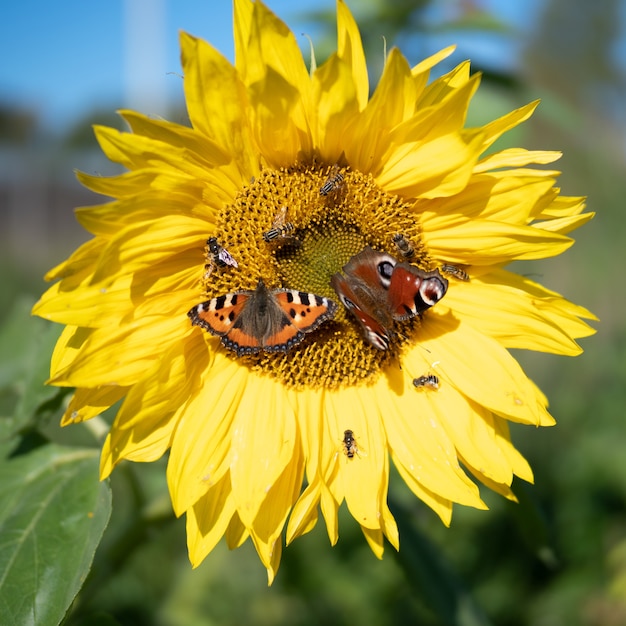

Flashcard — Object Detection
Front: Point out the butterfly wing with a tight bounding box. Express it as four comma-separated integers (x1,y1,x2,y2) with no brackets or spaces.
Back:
331,272,392,350
188,292,248,337
272,290,338,334
340,246,396,289
189,282,337,356
388,264,448,320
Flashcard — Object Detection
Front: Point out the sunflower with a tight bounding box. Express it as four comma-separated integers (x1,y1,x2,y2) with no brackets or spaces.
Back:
33,0,596,582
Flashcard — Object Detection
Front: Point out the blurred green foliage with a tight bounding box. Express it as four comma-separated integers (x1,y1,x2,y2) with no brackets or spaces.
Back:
1,0,624,624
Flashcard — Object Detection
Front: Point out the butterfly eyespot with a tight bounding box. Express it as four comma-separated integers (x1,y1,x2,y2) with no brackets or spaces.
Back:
420,278,447,305
377,260,395,280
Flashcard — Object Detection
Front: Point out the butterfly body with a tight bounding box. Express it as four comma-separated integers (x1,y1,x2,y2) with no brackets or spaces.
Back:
331,247,448,350
188,280,337,356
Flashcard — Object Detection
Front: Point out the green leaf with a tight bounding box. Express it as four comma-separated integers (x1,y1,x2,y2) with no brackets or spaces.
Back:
0,444,111,626
0,297,64,440
392,499,494,626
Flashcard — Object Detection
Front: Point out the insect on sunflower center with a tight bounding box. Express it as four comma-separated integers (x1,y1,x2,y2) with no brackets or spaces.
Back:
210,163,435,389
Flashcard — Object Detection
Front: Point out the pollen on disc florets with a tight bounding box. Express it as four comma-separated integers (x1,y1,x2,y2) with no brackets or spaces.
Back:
201,163,435,389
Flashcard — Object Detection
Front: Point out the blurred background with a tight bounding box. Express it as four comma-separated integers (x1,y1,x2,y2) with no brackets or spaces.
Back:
1,0,624,624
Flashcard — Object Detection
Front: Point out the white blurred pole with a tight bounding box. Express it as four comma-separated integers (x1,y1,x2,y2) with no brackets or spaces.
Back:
123,0,168,117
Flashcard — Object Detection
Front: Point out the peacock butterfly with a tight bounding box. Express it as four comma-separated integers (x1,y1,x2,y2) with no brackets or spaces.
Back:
330,246,448,350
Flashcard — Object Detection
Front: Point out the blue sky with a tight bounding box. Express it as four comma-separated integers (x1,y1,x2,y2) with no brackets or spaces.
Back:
0,0,541,134
1,0,329,131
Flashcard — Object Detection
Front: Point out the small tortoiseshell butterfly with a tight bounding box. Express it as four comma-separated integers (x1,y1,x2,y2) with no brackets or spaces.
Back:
331,246,448,350
188,280,337,356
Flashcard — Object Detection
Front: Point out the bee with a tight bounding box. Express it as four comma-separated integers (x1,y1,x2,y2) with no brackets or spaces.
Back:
203,237,238,279
392,233,415,259
441,264,469,282
320,164,344,195
412,374,440,390
262,206,296,243
342,429,358,459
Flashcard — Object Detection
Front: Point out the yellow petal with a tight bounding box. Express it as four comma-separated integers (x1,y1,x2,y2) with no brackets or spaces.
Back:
244,2,312,163
344,49,415,172
493,418,534,482
411,45,456,77
418,171,557,225
423,217,574,265
380,502,400,551
186,473,236,567
286,480,320,544
75,191,218,237
93,125,212,183
50,316,188,387
167,350,243,515
362,527,385,559
77,168,200,199
377,130,485,198
392,457,454,525
477,100,540,152
320,483,340,546
324,385,388,530
294,386,324,486
120,109,230,169
35,274,133,327
532,212,595,235
233,0,253,77
249,444,303,574
100,332,210,478
180,32,257,179
230,375,299,527
312,54,358,164
91,215,208,282
382,367,486,508
225,513,249,549
539,194,587,219
475,148,562,173
42,237,105,283
444,277,594,355
407,308,555,426
61,385,128,426
402,357,514,485
337,0,368,110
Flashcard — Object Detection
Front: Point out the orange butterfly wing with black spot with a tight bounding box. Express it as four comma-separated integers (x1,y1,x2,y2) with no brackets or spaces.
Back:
188,280,337,356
